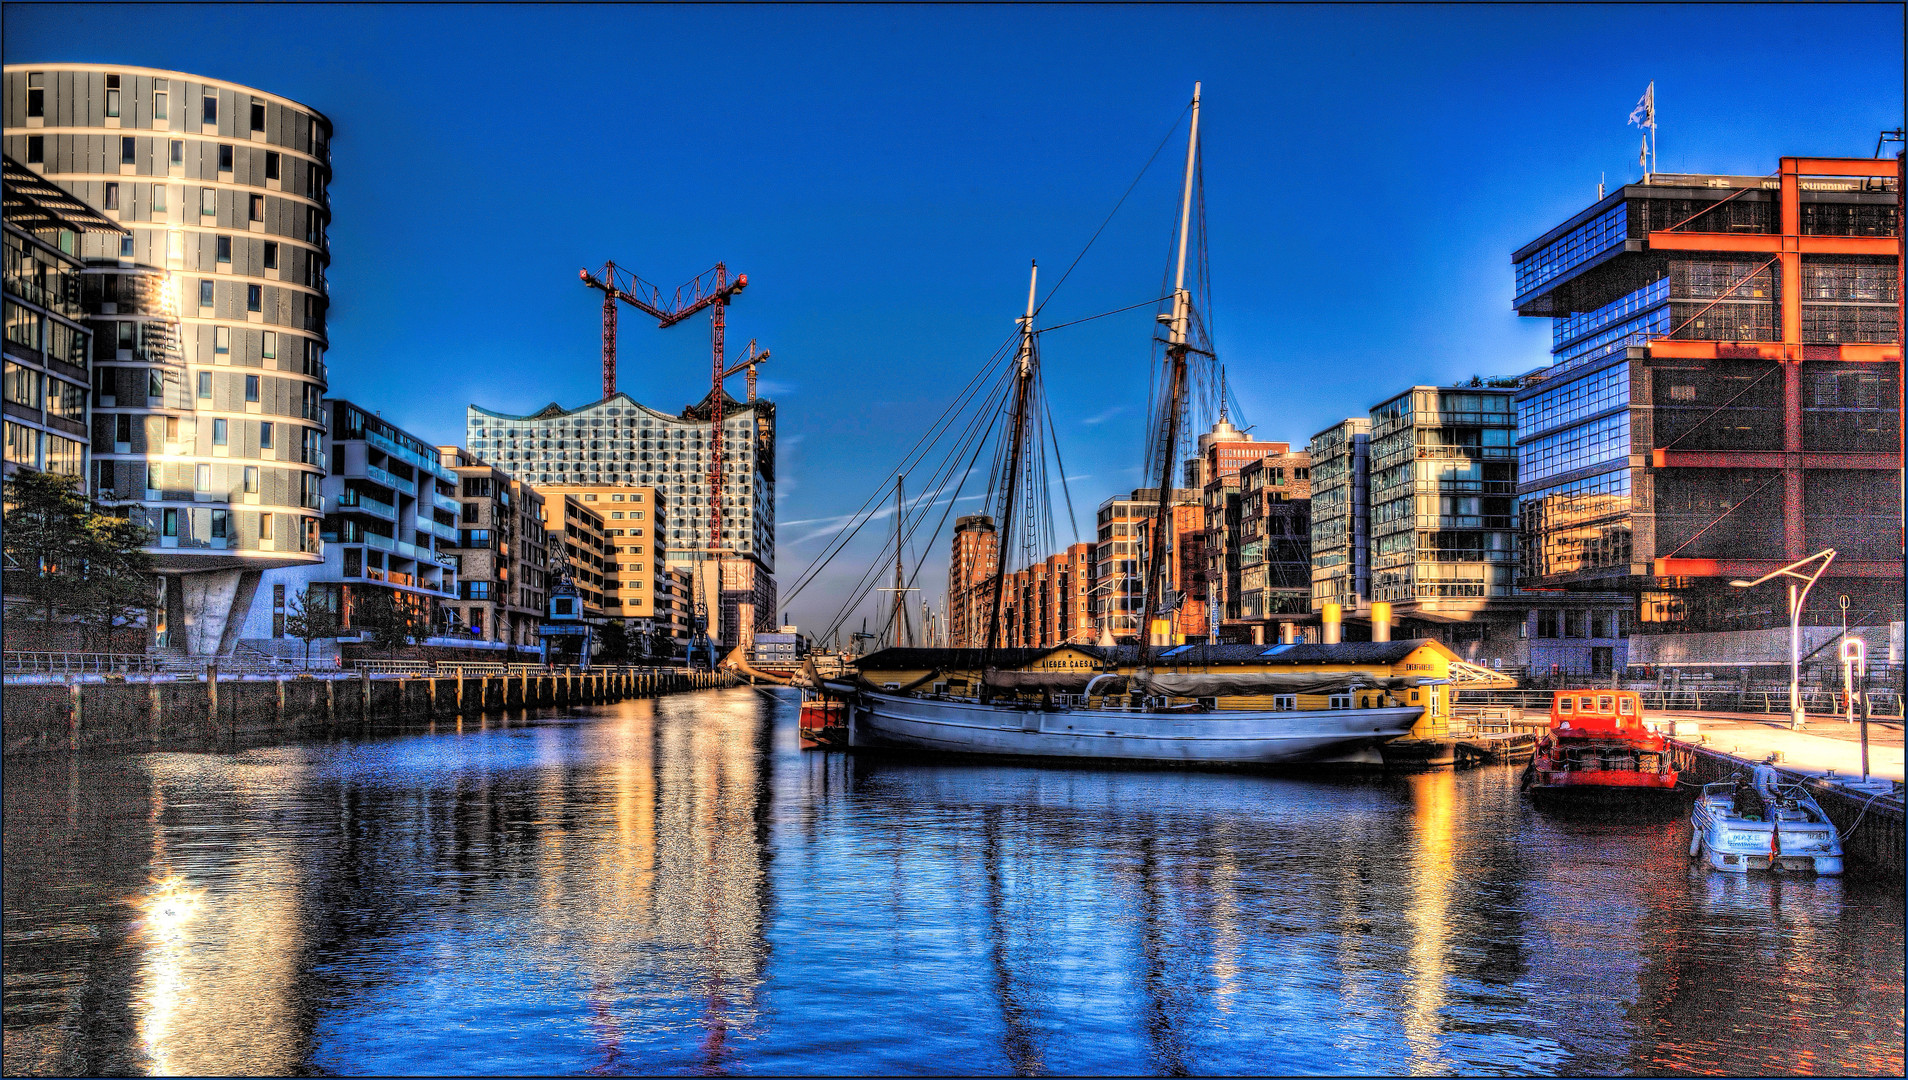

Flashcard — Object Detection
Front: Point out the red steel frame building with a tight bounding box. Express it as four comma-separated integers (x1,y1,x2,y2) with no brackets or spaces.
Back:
1513,154,1902,638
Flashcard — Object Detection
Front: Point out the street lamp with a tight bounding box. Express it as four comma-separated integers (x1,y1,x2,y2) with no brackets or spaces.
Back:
1730,548,1836,731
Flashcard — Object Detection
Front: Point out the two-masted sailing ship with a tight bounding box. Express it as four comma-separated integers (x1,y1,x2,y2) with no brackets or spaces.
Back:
813,84,1509,765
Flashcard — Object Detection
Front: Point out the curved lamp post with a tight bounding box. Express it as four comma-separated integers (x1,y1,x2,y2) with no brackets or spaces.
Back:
1730,549,1836,730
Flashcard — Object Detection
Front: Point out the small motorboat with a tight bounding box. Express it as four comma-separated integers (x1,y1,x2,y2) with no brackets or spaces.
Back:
1691,763,1844,875
1522,690,1680,806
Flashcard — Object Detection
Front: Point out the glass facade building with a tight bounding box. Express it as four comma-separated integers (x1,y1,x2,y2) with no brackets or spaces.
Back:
466,390,776,649
4,158,116,483
1513,158,1902,644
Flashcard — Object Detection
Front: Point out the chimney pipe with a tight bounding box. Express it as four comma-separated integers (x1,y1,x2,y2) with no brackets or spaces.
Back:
1372,601,1392,643
1251,624,1265,646
1279,622,1296,645
1323,603,1342,645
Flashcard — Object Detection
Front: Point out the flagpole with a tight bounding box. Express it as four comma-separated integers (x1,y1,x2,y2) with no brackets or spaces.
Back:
1651,82,1658,181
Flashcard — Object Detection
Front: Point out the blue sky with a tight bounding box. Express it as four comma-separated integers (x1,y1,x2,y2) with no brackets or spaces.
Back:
8,4,1903,636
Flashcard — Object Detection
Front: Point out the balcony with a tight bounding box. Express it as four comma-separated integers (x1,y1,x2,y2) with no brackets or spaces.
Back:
335,490,396,520
428,518,458,542
365,532,395,552
433,492,460,515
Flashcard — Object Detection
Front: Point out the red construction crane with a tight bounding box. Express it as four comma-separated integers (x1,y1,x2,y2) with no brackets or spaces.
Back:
579,262,766,609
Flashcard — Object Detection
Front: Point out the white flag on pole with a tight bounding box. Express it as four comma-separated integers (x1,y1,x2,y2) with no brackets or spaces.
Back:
1639,136,1650,167
1628,82,1656,130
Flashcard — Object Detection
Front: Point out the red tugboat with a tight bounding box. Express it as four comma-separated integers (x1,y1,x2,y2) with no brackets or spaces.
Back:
1521,690,1680,805
798,693,849,747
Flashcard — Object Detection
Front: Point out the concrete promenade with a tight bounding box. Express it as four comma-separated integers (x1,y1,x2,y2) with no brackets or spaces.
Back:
1663,711,1905,783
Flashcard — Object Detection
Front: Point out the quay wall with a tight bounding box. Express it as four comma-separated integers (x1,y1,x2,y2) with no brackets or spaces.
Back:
1670,740,1905,878
1,668,734,757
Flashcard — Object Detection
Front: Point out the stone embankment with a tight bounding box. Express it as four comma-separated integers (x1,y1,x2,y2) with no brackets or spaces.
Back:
1,667,735,756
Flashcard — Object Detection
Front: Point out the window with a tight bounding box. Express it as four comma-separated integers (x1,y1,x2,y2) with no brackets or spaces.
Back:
153,84,168,121
212,418,228,445
611,511,623,519
26,136,43,164
1618,696,1635,716
198,372,212,399
47,380,83,419
27,73,44,118
121,137,135,165
258,512,273,541
163,508,178,537
104,183,120,210
244,465,257,493
151,184,166,212
259,421,273,449
262,241,277,269
265,151,279,180
195,464,210,491
170,139,183,166
216,235,231,263
245,375,259,401
203,94,219,125
120,235,134,259
247,284,261,312
106,74,121,117
2,363,42,408
584,493,597,501
1557,696,1574,715
201,188,216,216
218,145,233,172
261,331,276,359
249,194,263,222
212,510,229,539
250,101,265,132
214,326,230,354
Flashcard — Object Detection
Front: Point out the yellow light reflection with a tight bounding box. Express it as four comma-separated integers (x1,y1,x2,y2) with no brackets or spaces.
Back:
131,874,204,1073
1404,770,1456,1075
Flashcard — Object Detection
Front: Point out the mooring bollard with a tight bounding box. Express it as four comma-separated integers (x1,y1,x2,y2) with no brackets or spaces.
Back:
206,662,220,736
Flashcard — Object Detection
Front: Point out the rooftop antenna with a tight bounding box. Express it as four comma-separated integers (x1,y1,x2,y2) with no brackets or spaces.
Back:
1877,128,1906,158
1598,172,1606,199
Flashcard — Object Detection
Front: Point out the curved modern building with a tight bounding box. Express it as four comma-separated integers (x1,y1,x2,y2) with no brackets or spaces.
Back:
467,390,777,649
4,64,332,653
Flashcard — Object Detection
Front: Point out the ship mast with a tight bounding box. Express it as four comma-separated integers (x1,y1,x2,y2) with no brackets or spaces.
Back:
982,260,1040,659
1139,82,1200,661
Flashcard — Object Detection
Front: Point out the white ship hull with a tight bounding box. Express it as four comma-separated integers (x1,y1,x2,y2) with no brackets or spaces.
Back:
848,689,1420,765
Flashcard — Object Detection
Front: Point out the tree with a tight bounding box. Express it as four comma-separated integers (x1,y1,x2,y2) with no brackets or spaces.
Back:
351,588,411,657
648,627,677,664
73,511,158,654
596,620,631,667
3,470,155,652
283,585,341,667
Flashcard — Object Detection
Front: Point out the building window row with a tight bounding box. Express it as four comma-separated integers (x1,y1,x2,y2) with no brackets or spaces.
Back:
1519,412,1630,486
1515,203,1628,298
1519,362,1631,441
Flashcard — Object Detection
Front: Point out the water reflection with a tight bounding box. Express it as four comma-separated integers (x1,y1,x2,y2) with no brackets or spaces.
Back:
2,688,1902,1076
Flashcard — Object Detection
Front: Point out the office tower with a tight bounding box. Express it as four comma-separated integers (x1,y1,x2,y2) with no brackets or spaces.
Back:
1512,155,1902,665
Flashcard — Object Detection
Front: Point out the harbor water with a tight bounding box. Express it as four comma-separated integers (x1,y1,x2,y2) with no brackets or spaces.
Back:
3,687,1901,1076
